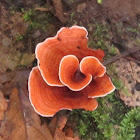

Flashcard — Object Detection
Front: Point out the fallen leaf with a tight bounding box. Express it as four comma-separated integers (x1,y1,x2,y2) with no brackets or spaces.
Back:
0,88,27,140
67,136,80,140
49,116,58,135
0,136,4,140
20,53,35,67
77,3,86,13
0,86,53,140
52,0,65,23
0,6,28,73
54,128,68,140
0,91,8,121
65,127,74,138
115,58,140,106
53,115,80,140
0,48,21,73
0,70,30,100
0,69,30,85
57,116,68,131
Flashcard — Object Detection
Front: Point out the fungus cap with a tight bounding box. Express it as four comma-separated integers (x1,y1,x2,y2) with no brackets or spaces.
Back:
29,67,98,117
59,55,106,91
35,26,105,87
28,25,115,117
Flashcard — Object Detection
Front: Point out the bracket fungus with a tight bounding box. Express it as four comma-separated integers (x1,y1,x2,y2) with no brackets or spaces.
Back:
28,26,115,117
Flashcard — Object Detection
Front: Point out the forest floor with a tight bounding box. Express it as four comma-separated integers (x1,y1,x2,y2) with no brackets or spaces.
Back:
0,0,140,140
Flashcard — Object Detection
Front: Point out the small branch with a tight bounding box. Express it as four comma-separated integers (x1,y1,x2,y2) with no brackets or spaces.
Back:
103,46,140,65
35,7,50,12
125,57,140,64
35,5,55,14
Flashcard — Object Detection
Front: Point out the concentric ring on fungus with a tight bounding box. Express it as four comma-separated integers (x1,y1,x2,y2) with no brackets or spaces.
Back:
28,26,115,117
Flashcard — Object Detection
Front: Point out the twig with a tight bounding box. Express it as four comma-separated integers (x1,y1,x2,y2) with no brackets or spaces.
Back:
103,46,140,65
35,6,55,14
125,57,140,64
35,7,50,12
52,0,65,23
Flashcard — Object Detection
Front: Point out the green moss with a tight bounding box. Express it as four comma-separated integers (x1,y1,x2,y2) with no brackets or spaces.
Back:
122,86,130,95
69,62,135,139
88,23,109,50
109,45,118,55
112,78,123,90
19,53,35,67
97,0,102,4
16,35,25,41
135,38,140,46
21,8,53,30
127,28,138,34
66,13,140,140
69,92,130,140
117,107,140,140
22,9,34,21
69,80,140,140
70,12,75,21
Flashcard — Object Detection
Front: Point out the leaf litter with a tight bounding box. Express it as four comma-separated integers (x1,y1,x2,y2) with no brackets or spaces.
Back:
0,91,8,121
115,58,140,107
0,72,79,140
0,0,140,139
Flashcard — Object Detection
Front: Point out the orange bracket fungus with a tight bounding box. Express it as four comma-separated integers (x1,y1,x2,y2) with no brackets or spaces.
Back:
28,26,115,117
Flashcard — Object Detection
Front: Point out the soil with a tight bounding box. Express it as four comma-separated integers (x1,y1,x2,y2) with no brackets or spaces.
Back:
0,0,140,139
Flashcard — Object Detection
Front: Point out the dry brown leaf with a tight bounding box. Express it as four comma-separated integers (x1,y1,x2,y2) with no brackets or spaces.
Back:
54,128,80,140
49,115,58,135
115,58,140,106
53,115,80,140
57,116,68,131
54,128,68,140
52,0,65,23
52,116,68,140
0,70,30,99
77,3,86,13
20,53,35,67
0,6,28,73
0,48,21,73
65,126,80,140
0,49,35,73
0,88,27,140
0,87,53,140
67,136,80,140
65,127,74,138
103,0,140,20
0,91,8,121
0,70,30,85
0,136,4,140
